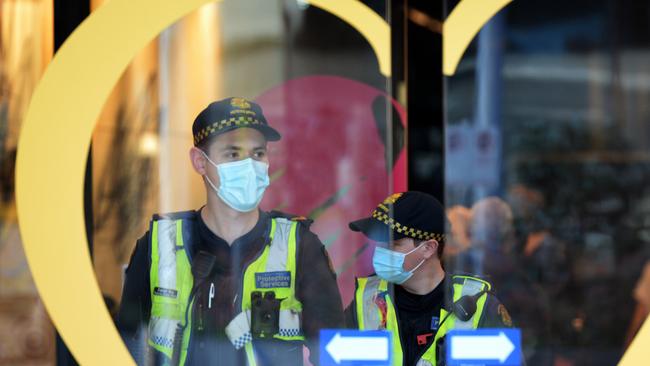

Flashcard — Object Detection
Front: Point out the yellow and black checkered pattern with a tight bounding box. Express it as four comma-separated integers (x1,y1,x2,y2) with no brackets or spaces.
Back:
193,116,263,145
371,208,445,242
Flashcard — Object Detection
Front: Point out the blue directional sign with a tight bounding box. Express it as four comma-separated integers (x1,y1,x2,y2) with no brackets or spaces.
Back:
446,329,521,366
320,329,392,366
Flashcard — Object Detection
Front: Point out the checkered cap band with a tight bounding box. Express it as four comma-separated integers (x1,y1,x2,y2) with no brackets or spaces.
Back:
371,208,445,242
193,116,263,145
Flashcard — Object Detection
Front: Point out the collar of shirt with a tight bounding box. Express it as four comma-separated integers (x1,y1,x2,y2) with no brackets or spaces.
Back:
394,275,447,314
194,209,271,275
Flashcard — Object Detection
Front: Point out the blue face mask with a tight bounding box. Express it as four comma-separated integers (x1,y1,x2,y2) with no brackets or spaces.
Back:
202,152,270,212
372,244,426,284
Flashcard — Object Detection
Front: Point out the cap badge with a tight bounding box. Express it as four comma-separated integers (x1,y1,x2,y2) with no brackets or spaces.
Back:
231,97,251,109
382,193,403,205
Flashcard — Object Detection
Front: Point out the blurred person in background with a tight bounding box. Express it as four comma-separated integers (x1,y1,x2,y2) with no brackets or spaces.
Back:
506,185,577,364
117,97,343,366
344,192,514,366
442,205,472,273
470,196,553,365
506,184,570,299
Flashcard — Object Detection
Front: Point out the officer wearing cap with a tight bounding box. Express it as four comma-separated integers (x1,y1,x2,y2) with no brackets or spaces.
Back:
345,192,514,366
117,97,344,365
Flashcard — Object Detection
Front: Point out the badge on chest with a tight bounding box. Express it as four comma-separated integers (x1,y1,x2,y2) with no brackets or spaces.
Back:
255,271,291,288
430,316,440,331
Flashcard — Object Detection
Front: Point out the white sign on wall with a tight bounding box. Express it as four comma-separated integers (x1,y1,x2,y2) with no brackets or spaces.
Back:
445,122,501,188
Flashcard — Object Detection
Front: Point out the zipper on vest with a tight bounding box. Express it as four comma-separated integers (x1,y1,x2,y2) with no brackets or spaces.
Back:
388,290,406,366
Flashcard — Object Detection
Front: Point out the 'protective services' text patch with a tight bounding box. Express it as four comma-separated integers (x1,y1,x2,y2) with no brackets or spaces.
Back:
255,271,291,288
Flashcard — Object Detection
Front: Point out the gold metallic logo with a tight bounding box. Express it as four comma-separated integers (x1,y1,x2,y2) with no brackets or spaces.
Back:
382,192,403,205
230,97,251,109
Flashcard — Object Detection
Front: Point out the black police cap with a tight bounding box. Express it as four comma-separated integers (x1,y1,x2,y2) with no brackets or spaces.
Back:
192,97,281,146
349,191,447,243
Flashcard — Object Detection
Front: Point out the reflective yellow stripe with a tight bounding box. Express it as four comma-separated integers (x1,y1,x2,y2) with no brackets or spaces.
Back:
355,277,368,329
384,292,403,366
271,220,303,341
286,221,298,294
242,246,271,311
419,276,490,364
245,343,257,366
148,218,193,364
150,220,159,301
354,277,402,365
241,218,304,362
177,220,193,366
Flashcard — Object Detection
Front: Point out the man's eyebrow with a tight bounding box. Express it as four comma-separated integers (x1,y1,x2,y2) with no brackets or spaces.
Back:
220,145,242,151
253,146,267,151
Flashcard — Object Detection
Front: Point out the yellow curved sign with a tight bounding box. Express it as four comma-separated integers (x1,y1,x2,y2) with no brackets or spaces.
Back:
308,0,390,76
443,0,513,75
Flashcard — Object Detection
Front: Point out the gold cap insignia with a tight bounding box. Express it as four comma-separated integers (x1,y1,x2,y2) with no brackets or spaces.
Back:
383,193,403,205
231,97,251,109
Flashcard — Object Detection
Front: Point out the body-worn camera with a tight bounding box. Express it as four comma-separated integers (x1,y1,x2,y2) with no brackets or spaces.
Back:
250,291,281,338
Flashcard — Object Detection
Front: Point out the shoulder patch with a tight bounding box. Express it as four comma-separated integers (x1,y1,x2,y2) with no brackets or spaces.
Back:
498,304,513,327
269,210,314,226
153,210,197,221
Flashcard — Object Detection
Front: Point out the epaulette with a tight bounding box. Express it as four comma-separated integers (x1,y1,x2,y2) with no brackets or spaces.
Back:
153,210,197,221
451,273,492,291
268,210,314,227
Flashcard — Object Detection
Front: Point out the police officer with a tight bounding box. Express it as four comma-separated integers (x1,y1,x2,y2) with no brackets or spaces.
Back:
117,97,344,365
345,192,513,366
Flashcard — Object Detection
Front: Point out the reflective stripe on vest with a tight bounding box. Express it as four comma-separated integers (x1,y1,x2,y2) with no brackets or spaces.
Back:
355,276,403,365
354,275,491,366
225,217,304,366
148,218,194,366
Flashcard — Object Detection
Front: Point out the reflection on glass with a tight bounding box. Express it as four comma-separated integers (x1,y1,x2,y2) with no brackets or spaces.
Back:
0,0,54,364
446,1,650,365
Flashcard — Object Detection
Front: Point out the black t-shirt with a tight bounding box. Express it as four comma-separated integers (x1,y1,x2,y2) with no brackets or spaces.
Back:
394,281,446,366
117,209,344,365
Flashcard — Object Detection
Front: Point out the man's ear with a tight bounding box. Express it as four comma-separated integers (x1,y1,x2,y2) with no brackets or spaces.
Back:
189,147,208,175
421,239,439,260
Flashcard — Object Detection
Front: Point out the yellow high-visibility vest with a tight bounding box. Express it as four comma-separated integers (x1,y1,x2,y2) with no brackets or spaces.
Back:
354,275,491,366
148,214,304,366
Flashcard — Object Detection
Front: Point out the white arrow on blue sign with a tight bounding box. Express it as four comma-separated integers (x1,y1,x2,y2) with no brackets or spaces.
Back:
320,329,392,366
446,328,521,366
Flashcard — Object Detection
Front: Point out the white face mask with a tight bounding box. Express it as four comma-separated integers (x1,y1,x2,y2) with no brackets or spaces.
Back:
201,151,270,212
